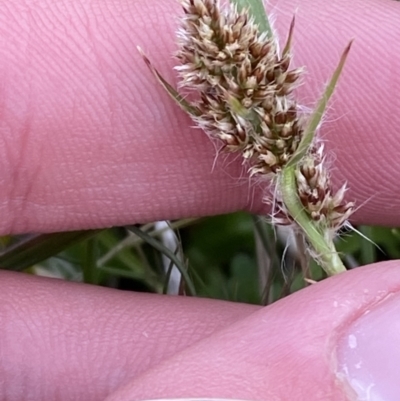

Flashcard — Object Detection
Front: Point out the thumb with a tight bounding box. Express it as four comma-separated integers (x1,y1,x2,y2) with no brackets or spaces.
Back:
106,261,400,401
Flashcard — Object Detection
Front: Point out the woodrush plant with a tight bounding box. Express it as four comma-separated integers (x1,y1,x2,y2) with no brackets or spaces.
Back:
140,0,354,276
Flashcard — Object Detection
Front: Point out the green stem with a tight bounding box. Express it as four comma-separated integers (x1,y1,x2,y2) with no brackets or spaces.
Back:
280,166,346,276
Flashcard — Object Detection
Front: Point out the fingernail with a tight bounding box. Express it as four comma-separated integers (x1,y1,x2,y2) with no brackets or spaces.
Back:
336,292,400,400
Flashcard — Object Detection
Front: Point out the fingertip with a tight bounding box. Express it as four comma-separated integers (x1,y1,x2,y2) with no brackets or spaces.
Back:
106,262,400,401
0,270,258,401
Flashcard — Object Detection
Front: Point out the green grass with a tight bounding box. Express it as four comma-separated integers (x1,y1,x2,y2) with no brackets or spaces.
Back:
1,214,397,305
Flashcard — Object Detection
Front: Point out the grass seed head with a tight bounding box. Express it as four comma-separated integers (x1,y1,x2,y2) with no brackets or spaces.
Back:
295,145,354,232
176,0,304,174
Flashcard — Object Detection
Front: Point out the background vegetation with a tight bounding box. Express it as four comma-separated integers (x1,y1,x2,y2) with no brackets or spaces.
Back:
1,215,398,305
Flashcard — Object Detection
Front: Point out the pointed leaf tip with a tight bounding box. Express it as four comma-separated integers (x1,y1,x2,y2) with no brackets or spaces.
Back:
137,47,201,117
282,14,296,57
286,41,353,167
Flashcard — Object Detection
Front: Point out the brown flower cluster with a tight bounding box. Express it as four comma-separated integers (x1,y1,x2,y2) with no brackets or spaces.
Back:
171,0,354,234
176,0,303,174
295,145,354,232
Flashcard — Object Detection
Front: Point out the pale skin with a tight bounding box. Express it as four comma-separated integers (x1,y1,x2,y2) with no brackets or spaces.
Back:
0,0,399,400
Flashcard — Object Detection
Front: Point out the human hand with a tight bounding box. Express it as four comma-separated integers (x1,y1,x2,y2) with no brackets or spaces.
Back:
2,264,400,401
1,0,400,400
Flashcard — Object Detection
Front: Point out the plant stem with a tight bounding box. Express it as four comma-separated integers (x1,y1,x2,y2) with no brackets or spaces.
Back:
280,166,346,276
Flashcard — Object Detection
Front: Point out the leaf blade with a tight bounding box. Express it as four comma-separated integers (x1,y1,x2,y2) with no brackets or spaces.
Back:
0,230,101,271
127,225,196,296
287,40,353,167
137,46,201,116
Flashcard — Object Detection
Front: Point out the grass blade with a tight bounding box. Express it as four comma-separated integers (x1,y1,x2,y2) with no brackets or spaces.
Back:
0,230,101,271
359,226,376,265
162,247,179,295
138,47,201,116
282,15,295,57
287,40,353,167
127,225,196,296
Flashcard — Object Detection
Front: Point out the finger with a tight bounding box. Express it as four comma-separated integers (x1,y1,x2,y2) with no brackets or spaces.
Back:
0,0,399,235
105,262,400,401
0,271,259,401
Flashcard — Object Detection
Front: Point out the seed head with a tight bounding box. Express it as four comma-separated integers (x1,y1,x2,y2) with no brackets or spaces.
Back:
176,0,304,174
269,144,354,234
296,145,354,231
141,0,355,276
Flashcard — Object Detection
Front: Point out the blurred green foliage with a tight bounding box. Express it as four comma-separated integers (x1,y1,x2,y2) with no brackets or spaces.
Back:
1,213,399,305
